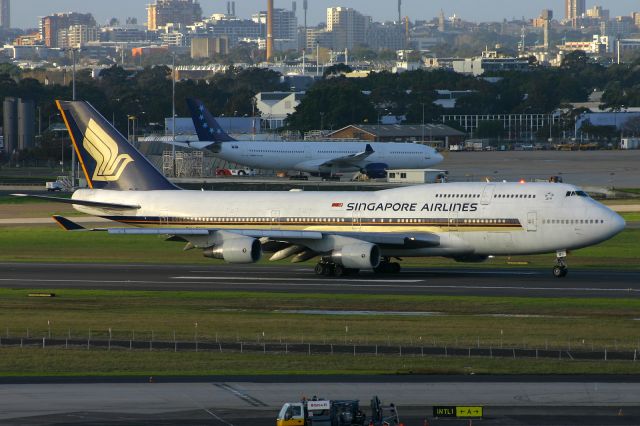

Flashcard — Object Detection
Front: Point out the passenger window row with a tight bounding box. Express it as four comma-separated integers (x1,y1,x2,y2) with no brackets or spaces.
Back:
495,194,536,199
543,219,604,224
435,194,480,198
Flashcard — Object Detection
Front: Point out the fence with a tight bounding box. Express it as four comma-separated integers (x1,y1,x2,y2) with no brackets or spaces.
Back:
0,336,637,362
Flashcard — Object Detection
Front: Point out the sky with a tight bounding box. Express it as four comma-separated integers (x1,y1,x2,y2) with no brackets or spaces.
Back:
12,0,640,29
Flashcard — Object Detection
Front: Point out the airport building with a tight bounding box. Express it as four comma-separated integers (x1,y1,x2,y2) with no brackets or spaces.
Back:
327,124,465,147
255,91,306,129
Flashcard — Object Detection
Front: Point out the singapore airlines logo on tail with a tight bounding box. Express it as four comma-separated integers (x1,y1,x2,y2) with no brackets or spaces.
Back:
83,119,133,181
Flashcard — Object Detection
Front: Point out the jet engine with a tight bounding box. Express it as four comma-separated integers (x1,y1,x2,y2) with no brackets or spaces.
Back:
203,237,262,263
331,242,381,269
361,163,389,179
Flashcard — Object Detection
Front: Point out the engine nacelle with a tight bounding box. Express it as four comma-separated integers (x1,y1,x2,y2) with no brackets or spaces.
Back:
203,237,262,264
361,163,389,179
331,243,380,269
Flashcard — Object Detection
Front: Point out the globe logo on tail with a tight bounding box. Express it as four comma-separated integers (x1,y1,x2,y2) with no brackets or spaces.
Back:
83,119,134,182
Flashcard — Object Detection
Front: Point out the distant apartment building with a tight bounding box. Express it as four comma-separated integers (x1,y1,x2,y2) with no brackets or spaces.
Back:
100,26,158,43
252,8,298,40
565,0,586,20
13,32,41,46
586,5,610,21
147,0,202,31
0,0,9,29
201,16,261,47
601,16,635,38
326,7,369,50
58,25,98,48
191,35,229,58
305,27,333,50
40,12,96,47
366,22,405,51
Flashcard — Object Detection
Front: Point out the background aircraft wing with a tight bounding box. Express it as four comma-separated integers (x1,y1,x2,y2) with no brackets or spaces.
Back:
318,143,375,168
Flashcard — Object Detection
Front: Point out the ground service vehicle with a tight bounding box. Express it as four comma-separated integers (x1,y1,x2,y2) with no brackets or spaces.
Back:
276,399,366,426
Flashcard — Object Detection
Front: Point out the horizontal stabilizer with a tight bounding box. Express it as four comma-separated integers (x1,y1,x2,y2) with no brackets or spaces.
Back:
11,194,140,210
52,215,85,231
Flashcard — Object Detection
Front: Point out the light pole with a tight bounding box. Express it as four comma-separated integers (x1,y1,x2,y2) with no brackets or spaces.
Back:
171,53,176,176
68,48,78,188
421,103,426,142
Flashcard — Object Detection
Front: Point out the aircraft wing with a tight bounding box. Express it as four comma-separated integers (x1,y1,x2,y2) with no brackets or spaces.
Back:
317,143,375,168
52,216,439,249
13,194,140,210
152,140,217,150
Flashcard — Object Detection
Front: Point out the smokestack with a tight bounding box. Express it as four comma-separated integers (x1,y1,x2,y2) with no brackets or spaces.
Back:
398,0,402,24
292,1,296,14
232,1,236,16
266,0,274,61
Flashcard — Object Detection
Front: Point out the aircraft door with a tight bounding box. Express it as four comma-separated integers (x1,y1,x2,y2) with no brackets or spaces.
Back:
271,210,280,230
448,212,459,233
526,211,537,232
480,184,495,205
160,210,170,226
352,213,361,231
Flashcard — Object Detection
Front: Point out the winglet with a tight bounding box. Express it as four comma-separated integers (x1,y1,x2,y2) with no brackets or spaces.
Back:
52,215,85,231
365,144,374,153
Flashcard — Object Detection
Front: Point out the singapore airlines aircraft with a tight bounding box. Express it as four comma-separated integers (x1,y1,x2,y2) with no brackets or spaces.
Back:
170,98,444,178
22,101,625,278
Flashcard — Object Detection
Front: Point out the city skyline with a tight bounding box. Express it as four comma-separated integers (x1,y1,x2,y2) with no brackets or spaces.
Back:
11,0,640,29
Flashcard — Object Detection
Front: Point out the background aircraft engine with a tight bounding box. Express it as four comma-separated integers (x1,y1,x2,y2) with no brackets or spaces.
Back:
362,163,389,179
203,237,262,263
331,243,381,269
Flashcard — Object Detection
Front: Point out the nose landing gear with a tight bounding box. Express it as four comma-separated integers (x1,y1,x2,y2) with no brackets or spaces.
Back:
553,250,568,278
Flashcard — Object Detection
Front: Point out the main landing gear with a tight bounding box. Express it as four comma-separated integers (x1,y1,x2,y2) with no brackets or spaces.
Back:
373,257,401,274
553,250,568,278
314,258,359,277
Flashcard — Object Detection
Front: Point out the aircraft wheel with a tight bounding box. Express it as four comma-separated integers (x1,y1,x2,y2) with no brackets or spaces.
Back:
391,262,401,274
334,264,346,277
552,265,568,278
314,263,324,276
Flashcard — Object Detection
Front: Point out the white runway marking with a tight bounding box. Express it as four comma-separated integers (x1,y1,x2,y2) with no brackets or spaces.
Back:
0,278,637,294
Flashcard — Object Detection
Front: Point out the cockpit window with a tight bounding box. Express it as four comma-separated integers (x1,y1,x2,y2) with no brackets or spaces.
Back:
566,190,589,197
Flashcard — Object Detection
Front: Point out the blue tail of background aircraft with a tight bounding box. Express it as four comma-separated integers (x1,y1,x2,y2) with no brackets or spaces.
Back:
56,100,178,191
186,98,236,142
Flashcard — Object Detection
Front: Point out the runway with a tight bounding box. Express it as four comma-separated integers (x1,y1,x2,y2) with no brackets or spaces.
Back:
0,262,639,298
1,379,640,425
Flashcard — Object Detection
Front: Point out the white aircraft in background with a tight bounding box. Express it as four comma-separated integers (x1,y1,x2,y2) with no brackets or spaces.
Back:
20,101,625,278
169,98,444,179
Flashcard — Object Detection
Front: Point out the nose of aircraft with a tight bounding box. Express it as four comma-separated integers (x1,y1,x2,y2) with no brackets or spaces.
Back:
608,210,626,236
434,152,444,163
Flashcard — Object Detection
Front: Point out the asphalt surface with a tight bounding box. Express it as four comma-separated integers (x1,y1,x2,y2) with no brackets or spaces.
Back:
1,380,640,425
0,262,639,298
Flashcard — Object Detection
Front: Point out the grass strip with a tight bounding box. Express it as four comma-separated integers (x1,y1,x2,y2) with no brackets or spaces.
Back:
1,348,639,376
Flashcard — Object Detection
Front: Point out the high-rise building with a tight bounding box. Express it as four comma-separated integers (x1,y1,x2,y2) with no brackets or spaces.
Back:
326,7,369,50
565,0,586,20
586,5,610,21
191,35,229,58
252,8,298,41
40,12,96,47
0,0,9,29
147,0,202,31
